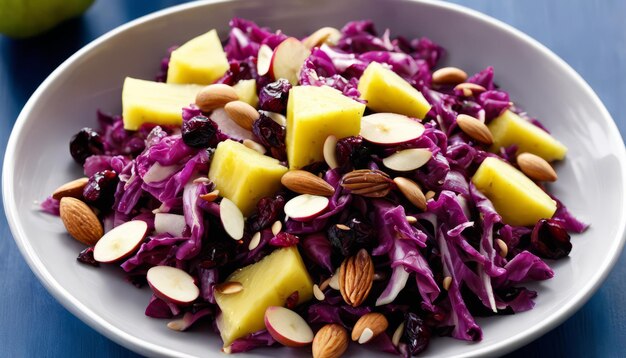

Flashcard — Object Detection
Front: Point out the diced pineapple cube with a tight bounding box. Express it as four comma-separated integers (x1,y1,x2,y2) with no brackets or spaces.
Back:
358,61,431,119
233,79,258,108
488,110,567,162
121,77,203,130
166,29,229,85
215,246,313,347
286,85,365,169
208,139,287,215
472,157,557,226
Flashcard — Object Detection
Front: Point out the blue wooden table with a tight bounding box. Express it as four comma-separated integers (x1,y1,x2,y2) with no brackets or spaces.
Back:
1,0,624,356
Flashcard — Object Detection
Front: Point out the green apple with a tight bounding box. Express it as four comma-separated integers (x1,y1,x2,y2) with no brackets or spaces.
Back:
0,0,95,38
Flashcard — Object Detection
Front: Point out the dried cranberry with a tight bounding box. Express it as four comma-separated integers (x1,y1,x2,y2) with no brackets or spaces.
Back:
531,219,572,259
182,115,219,148
218,57,258,86
285,291,299,309
252,113,287,161
328,216,377,256
76,247,99,267
83,170,119,211
403,312,431,355
69,128,105,165
258,79,291,113
335,136,372,169
248,194,286,231
269,232,299,247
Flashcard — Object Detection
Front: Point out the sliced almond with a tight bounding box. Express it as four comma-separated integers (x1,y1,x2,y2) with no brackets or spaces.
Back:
336,224,350,231
302,27,341,49
271,220,282,236
382,148,432,172
313,284,326,301
496,238,508,258
243,139,266,154
456,114,494,144
215,281,243,295
312,324,349,358
195,84,238,112
425,190,436,201
323,135,339,169
432,67,468,85
59,197,103,246
406,216,417,224
443,276,452,291
265,111,287,127
319,277,332,291
339,249,374,307
351,312,389,344
220,198,244,240
224,100,260,130
52,177,88,200
329,268,340,290
454,82,487,97
249,231,261,251
281,170,335,196
393,177,427,211
200,189,219,202
517,152,558,182
391,322,405,347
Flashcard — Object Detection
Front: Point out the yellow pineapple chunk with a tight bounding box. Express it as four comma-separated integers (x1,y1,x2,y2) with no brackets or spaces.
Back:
472,157,557,226
233,79,258,108
358,61,431,119
166,29,229,85
215,247,313,347
488,110,567,162
121,77,203,130
208,140,287,216
286,85,365,169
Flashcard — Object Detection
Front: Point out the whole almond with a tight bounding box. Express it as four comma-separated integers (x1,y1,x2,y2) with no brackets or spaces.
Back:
456,114,494,144
339,249,374,307
281,170,335,196
312,324,349,358
351,312,389,344
52,177,88,200
195,84,238,112
432,67,468,85
341,169,393,198
59,197,103,246
454,82,487,97
517,152,558,182
393,177,427,211
224,100,260,130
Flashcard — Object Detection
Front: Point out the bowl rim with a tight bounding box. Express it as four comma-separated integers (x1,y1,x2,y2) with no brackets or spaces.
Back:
3,0,626,357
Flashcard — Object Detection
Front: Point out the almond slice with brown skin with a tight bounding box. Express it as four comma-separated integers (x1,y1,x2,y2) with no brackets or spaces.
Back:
195,84,238,112
351,312,389,344
456,114,494,144
59,197,103,246
281,170,335,196
312,324,348,358
52,177,88,200
432,67,468,85
393,177,427,211
199,189,219,202
214,281,243,295
454,82,487,97
517,152,558,182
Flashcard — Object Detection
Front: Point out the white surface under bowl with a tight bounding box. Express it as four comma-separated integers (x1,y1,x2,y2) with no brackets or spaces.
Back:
3,0,626,357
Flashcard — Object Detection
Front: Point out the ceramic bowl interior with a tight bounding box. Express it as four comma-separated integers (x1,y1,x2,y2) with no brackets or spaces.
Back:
4,0,626,357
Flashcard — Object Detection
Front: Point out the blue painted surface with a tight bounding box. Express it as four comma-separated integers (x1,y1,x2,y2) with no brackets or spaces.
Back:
0,0,624,357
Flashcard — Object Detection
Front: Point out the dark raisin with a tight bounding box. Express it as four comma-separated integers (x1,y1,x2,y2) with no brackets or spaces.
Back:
182,115,218,148
531,219,572,259
252,112,287,161
69,128,105,165
328,216,376,256
248,194,286,231
258,79,291,113
83,170,119,211
403,312,431,355
76,247,99,267
198,239,236,268
335,136,372,169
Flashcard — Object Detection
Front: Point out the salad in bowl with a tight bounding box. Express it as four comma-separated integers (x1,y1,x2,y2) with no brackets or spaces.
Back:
42,18,587,357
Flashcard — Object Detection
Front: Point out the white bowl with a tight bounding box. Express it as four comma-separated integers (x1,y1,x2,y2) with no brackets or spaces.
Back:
3,0,626,357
